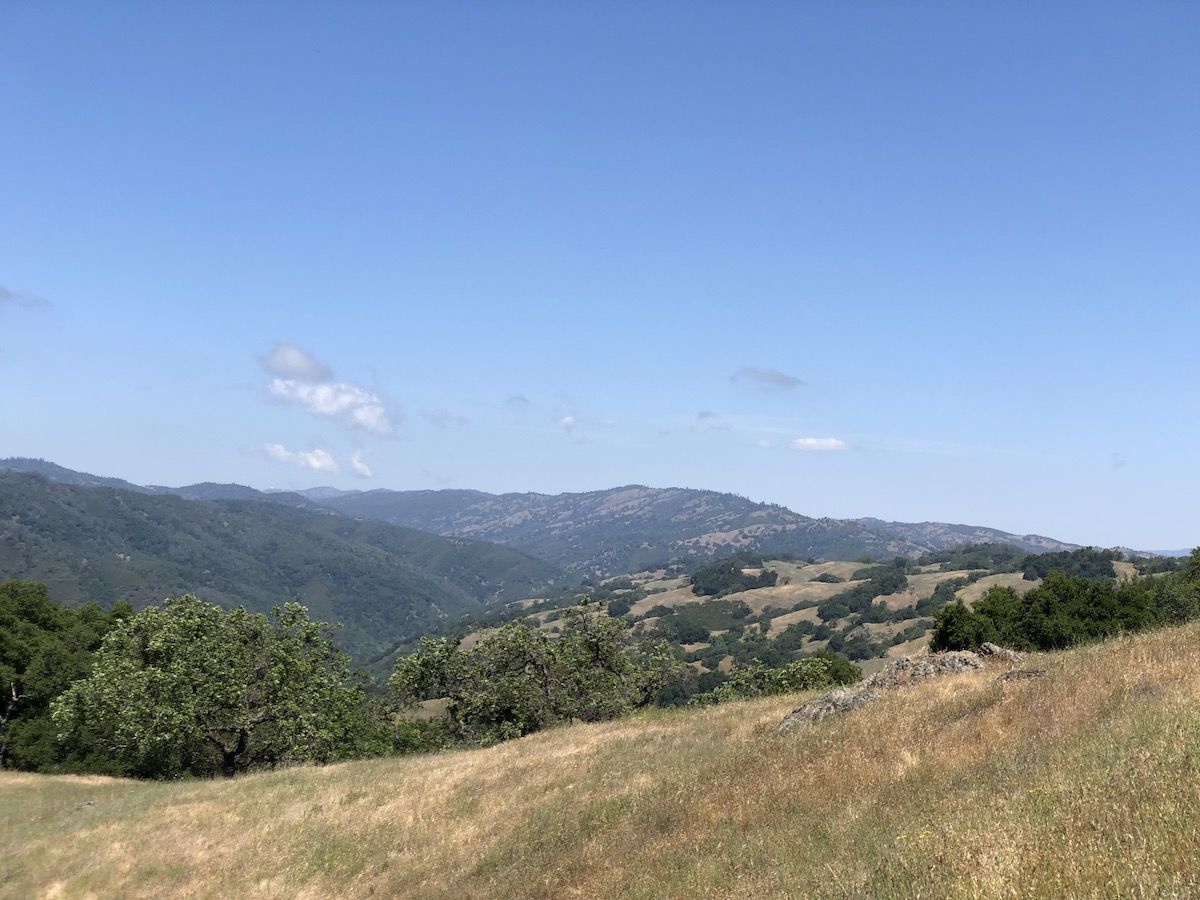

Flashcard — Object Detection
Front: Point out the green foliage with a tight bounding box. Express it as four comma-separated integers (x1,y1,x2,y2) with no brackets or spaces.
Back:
930,553,1200,653
812,572,845,584
1021,547,1121,581
0,581,130,772
817,568,908,621
390,604,686,746
917,543,1026,572
689,556,778,597
52,597,390,777
929,601,997,652
654,599,752,642
692,653,858,706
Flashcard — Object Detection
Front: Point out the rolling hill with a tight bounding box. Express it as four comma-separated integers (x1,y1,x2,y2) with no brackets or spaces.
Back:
313,484,1079,575
5,624,1198,898
0,472,564,660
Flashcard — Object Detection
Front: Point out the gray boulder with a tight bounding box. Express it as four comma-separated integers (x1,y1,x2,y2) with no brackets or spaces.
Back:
778,644,1026,734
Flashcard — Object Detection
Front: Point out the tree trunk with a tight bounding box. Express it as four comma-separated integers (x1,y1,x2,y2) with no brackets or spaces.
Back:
215,729,249,777
0,683,25,769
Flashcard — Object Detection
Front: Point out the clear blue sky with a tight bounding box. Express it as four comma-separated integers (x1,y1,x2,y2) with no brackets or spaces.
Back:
1,3,1197,549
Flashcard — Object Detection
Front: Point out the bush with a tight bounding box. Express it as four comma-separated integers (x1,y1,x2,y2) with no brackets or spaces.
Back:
692,657,843,706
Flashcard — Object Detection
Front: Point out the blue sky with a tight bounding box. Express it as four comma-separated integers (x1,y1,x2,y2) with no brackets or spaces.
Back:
1,3,1196,549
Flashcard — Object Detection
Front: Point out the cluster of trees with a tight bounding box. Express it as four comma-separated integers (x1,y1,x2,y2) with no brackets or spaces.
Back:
816,566,908,622
689,556,778,597
390,604,683,746
917,543,1027,572
690,654,860,706
932,550,1200,653
1020,547,1121,581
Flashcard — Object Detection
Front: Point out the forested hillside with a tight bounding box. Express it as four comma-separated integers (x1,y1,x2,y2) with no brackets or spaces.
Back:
0,473,563,659
0,459,1081,576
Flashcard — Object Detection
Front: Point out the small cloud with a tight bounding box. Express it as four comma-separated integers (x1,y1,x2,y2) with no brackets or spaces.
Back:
505,393,531,409
263,442,340,472
259,343,331,382
559,414,577,434
0,286,50,310
421,408,467,428
790,437,848,452
268,378,393,436
349,450,373,479
693,411,732,432
259,344,394,435
421,467,455,486
732,366,804,390
756,439,774,449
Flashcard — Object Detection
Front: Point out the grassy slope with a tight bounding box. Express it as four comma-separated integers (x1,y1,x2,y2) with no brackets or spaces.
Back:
5,626,1200,899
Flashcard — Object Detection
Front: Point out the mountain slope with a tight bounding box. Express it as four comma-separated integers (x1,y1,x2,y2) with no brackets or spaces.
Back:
4,625,1197,898
0,473,563,659
319,485,1078,574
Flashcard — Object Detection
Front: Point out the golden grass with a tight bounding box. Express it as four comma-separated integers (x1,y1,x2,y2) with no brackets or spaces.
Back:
7,626,1200,899
627,586,698,617
764,605,823,636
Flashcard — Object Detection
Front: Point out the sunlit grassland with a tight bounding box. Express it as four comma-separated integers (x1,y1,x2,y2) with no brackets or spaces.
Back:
4,625,1200,898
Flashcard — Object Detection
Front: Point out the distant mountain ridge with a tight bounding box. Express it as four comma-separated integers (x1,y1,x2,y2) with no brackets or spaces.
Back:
0,458,1082,578
313,484,1081,574
0,465,564,660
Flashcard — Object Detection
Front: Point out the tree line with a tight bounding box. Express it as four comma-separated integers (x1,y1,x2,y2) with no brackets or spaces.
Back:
931,550,1200,652
1,584,857,779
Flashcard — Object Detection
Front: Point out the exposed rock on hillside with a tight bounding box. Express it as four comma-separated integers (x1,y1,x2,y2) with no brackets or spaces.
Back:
778,643,1025,733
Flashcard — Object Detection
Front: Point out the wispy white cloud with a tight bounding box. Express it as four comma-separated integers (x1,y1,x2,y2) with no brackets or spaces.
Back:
732,366,804,390
349,449,373,478
260,343,332,381
693,410,733,432
263,442,340,472
790,437,848,451
559,414,577,434
756,439,774,449
0,286,49,311
421,467,455,485
421,407,467,428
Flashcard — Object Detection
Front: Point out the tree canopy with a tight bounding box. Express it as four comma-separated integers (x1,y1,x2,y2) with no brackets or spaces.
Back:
390,603,684,746
0,580,129,772
52,596,390,777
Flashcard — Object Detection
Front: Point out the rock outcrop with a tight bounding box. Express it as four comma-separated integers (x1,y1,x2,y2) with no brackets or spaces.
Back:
778,644,1026,734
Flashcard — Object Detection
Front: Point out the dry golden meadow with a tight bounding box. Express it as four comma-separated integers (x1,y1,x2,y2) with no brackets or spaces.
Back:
4,624,1200,899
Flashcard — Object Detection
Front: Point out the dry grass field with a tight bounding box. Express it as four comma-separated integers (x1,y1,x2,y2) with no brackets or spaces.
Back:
6,625,1200,899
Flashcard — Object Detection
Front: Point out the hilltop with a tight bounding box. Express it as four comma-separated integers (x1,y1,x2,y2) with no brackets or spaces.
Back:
308,484,1077,574
4,623,1198,898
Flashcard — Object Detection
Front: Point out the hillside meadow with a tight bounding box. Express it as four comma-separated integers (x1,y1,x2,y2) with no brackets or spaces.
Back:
4,624,1200,899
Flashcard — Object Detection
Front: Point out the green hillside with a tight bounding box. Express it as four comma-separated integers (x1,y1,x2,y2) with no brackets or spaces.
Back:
0,474,564,659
